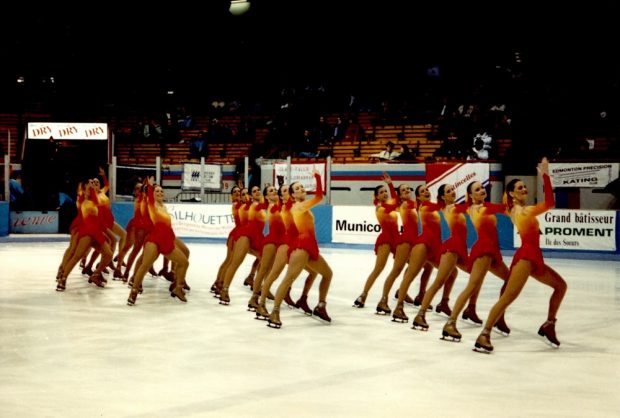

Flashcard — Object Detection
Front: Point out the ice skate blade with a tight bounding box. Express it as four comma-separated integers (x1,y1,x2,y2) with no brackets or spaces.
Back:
247,306,257,312
218,300,230,306
440,335,461,342
311,316,332,324
391,318,408,323
375,310,391,316
493,328,510,337
473,343,493,353
412,324,428,331
255,315,268,321
266,322,281,329
539,334,560,349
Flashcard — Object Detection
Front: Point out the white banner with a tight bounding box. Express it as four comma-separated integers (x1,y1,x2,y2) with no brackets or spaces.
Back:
426,163,490,203
332,205,383,244
166,203,234,237
513,209,616,251
273,163,326,192
549,163,619,188
182,163,222,190
10,211,59,233
27,122,108,140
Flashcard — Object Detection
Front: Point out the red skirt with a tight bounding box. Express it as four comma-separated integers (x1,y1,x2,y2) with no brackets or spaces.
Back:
510,243,545,275
145,223,176,255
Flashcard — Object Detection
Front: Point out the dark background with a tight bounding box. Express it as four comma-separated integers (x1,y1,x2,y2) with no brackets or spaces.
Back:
1,1,617,115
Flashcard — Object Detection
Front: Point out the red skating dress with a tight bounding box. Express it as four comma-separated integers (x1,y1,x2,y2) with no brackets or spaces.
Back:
467,202,507,271
77,188,106,246
399,198,419,247
96,175,115,230
288,173,324,261
140,192,154,235
441,203,469,265
243,199,268,252
69,187,85,233
125,194,144,231
262,200,286,251
227,200,243,242
417,201,443,264
231,199,251,243
144,185,176,255
282,197,298,248
374,183,400,255
509,173,554,275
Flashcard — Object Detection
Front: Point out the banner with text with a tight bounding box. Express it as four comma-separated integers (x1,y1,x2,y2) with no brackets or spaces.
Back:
10,211,59,233
166,203,234,237
182,163,222,191
273,163,326,193
549,162,619,188
28,122,108,140
332,205,384,244
513,209,616,251
426,163,490,203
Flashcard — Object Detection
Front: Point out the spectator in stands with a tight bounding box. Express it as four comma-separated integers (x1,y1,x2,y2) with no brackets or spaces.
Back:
9,170,25,210
297,129,319,158
314,116,333,146
189,131,208,159
468,136,492,160
344,115,365,143
392,144,416,162
332,116,347,142
371,141,401,161
468,132,492,160
435,131,465,160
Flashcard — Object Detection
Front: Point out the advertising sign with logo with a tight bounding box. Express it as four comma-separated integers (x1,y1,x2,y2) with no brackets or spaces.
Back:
549,163,619,188
167,204,234,237
10,211,59,233
182,164,222,191
513,209,616,251
426,163,490,203
273,163,326,193
332,205,384,244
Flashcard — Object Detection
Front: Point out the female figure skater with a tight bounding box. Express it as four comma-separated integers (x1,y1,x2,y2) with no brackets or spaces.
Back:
474,158,567,352
441,180,511,341
127,177,189,305
352,172,399,308
267,170,332,328
411,184,465,329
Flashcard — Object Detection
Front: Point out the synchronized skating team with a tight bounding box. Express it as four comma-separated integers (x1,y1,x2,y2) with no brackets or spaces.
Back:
54,159,567,353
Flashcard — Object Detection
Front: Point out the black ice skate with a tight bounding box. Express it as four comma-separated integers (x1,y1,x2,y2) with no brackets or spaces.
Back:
312,304,332,323
435,298,452,316
376,297,391,315
412,313,429,331
391,304,408,323
473,331,493,353
267,307,282,328
295,295,313,315
353,293,366,308
494,314,511,336
219,287,230,305
538,319,560,348
462,304,483,325
441,320,462,342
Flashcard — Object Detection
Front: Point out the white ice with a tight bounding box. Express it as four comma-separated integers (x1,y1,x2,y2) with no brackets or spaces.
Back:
0,239,619,417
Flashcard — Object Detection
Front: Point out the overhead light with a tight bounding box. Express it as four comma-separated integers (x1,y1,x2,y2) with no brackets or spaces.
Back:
230,0,250,16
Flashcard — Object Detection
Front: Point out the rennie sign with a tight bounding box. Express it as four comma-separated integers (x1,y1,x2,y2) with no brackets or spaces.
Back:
10,211,59,233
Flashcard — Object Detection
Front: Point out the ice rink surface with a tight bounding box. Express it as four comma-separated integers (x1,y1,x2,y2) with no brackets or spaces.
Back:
0,239,618,417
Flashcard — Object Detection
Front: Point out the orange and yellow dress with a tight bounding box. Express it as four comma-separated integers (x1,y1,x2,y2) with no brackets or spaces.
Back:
509,173,554,274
